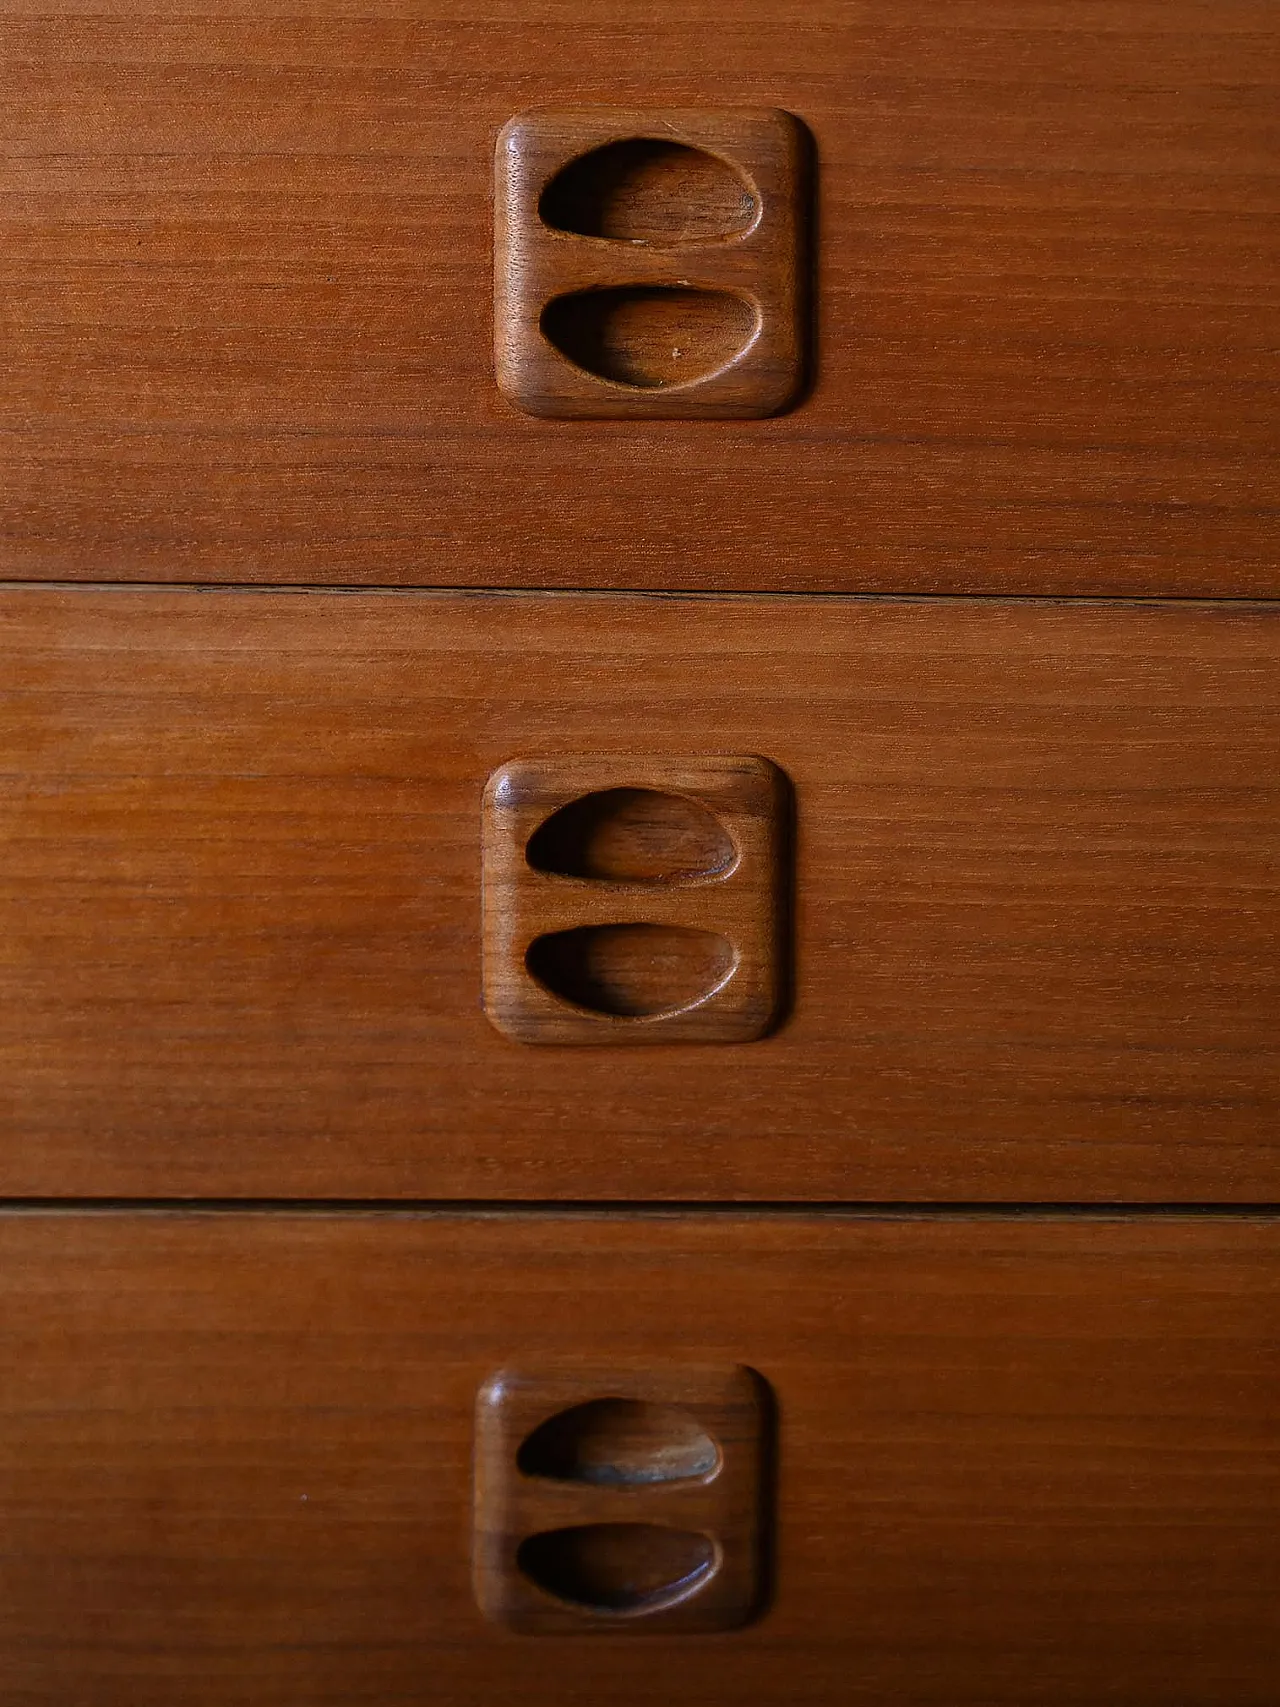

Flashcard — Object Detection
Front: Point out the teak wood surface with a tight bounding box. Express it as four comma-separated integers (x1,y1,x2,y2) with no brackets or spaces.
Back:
3,587,1276,1202
481,754,788,1045
473,1363,770,1633
494,107,809,419
1,1211,1277,1706
3,0,1277,593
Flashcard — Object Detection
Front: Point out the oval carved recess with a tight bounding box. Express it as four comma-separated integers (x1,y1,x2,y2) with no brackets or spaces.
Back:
526,787,737,884
540,286,759,390
538,138,757,243
517,1398,721,1487
524,922,736,1018
516,1523,719,1615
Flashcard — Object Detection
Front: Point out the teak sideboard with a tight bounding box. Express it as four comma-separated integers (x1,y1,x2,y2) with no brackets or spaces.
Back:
2,4,1278,1703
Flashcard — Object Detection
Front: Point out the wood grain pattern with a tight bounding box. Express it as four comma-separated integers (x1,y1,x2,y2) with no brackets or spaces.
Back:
473,1364,769,1632
482,754,787,1043
3,1,1277,591
0,1210,1277,1704
2,587,1277,1201
495,108,808,417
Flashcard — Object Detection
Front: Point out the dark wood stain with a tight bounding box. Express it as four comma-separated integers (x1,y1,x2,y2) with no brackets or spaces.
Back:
1,1210,1277,1705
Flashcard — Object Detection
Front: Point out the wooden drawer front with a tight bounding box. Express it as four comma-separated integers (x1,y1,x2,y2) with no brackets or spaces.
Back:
3,589,1277,1201
4,3,1276,596
1,1211,1277,1705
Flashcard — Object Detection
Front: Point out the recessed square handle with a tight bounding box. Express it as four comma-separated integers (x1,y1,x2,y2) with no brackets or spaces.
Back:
474,1365,773,1634
494,107,811,419
481,754,790,1045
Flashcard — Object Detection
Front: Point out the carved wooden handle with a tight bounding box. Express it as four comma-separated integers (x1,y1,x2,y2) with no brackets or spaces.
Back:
481,754,790,1044
494,108,811,418
473,1366,773,1633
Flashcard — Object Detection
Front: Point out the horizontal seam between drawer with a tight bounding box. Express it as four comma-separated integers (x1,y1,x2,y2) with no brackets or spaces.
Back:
1,581,1278,611
1,1199,1278,1220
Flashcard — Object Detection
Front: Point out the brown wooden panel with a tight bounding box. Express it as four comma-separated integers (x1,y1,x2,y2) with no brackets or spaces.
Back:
0,1211,1277,1705
2,588,1277,1200
481,755,788,1045
2,1,1276,593
472,1363,771,1633
494,107,809,420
